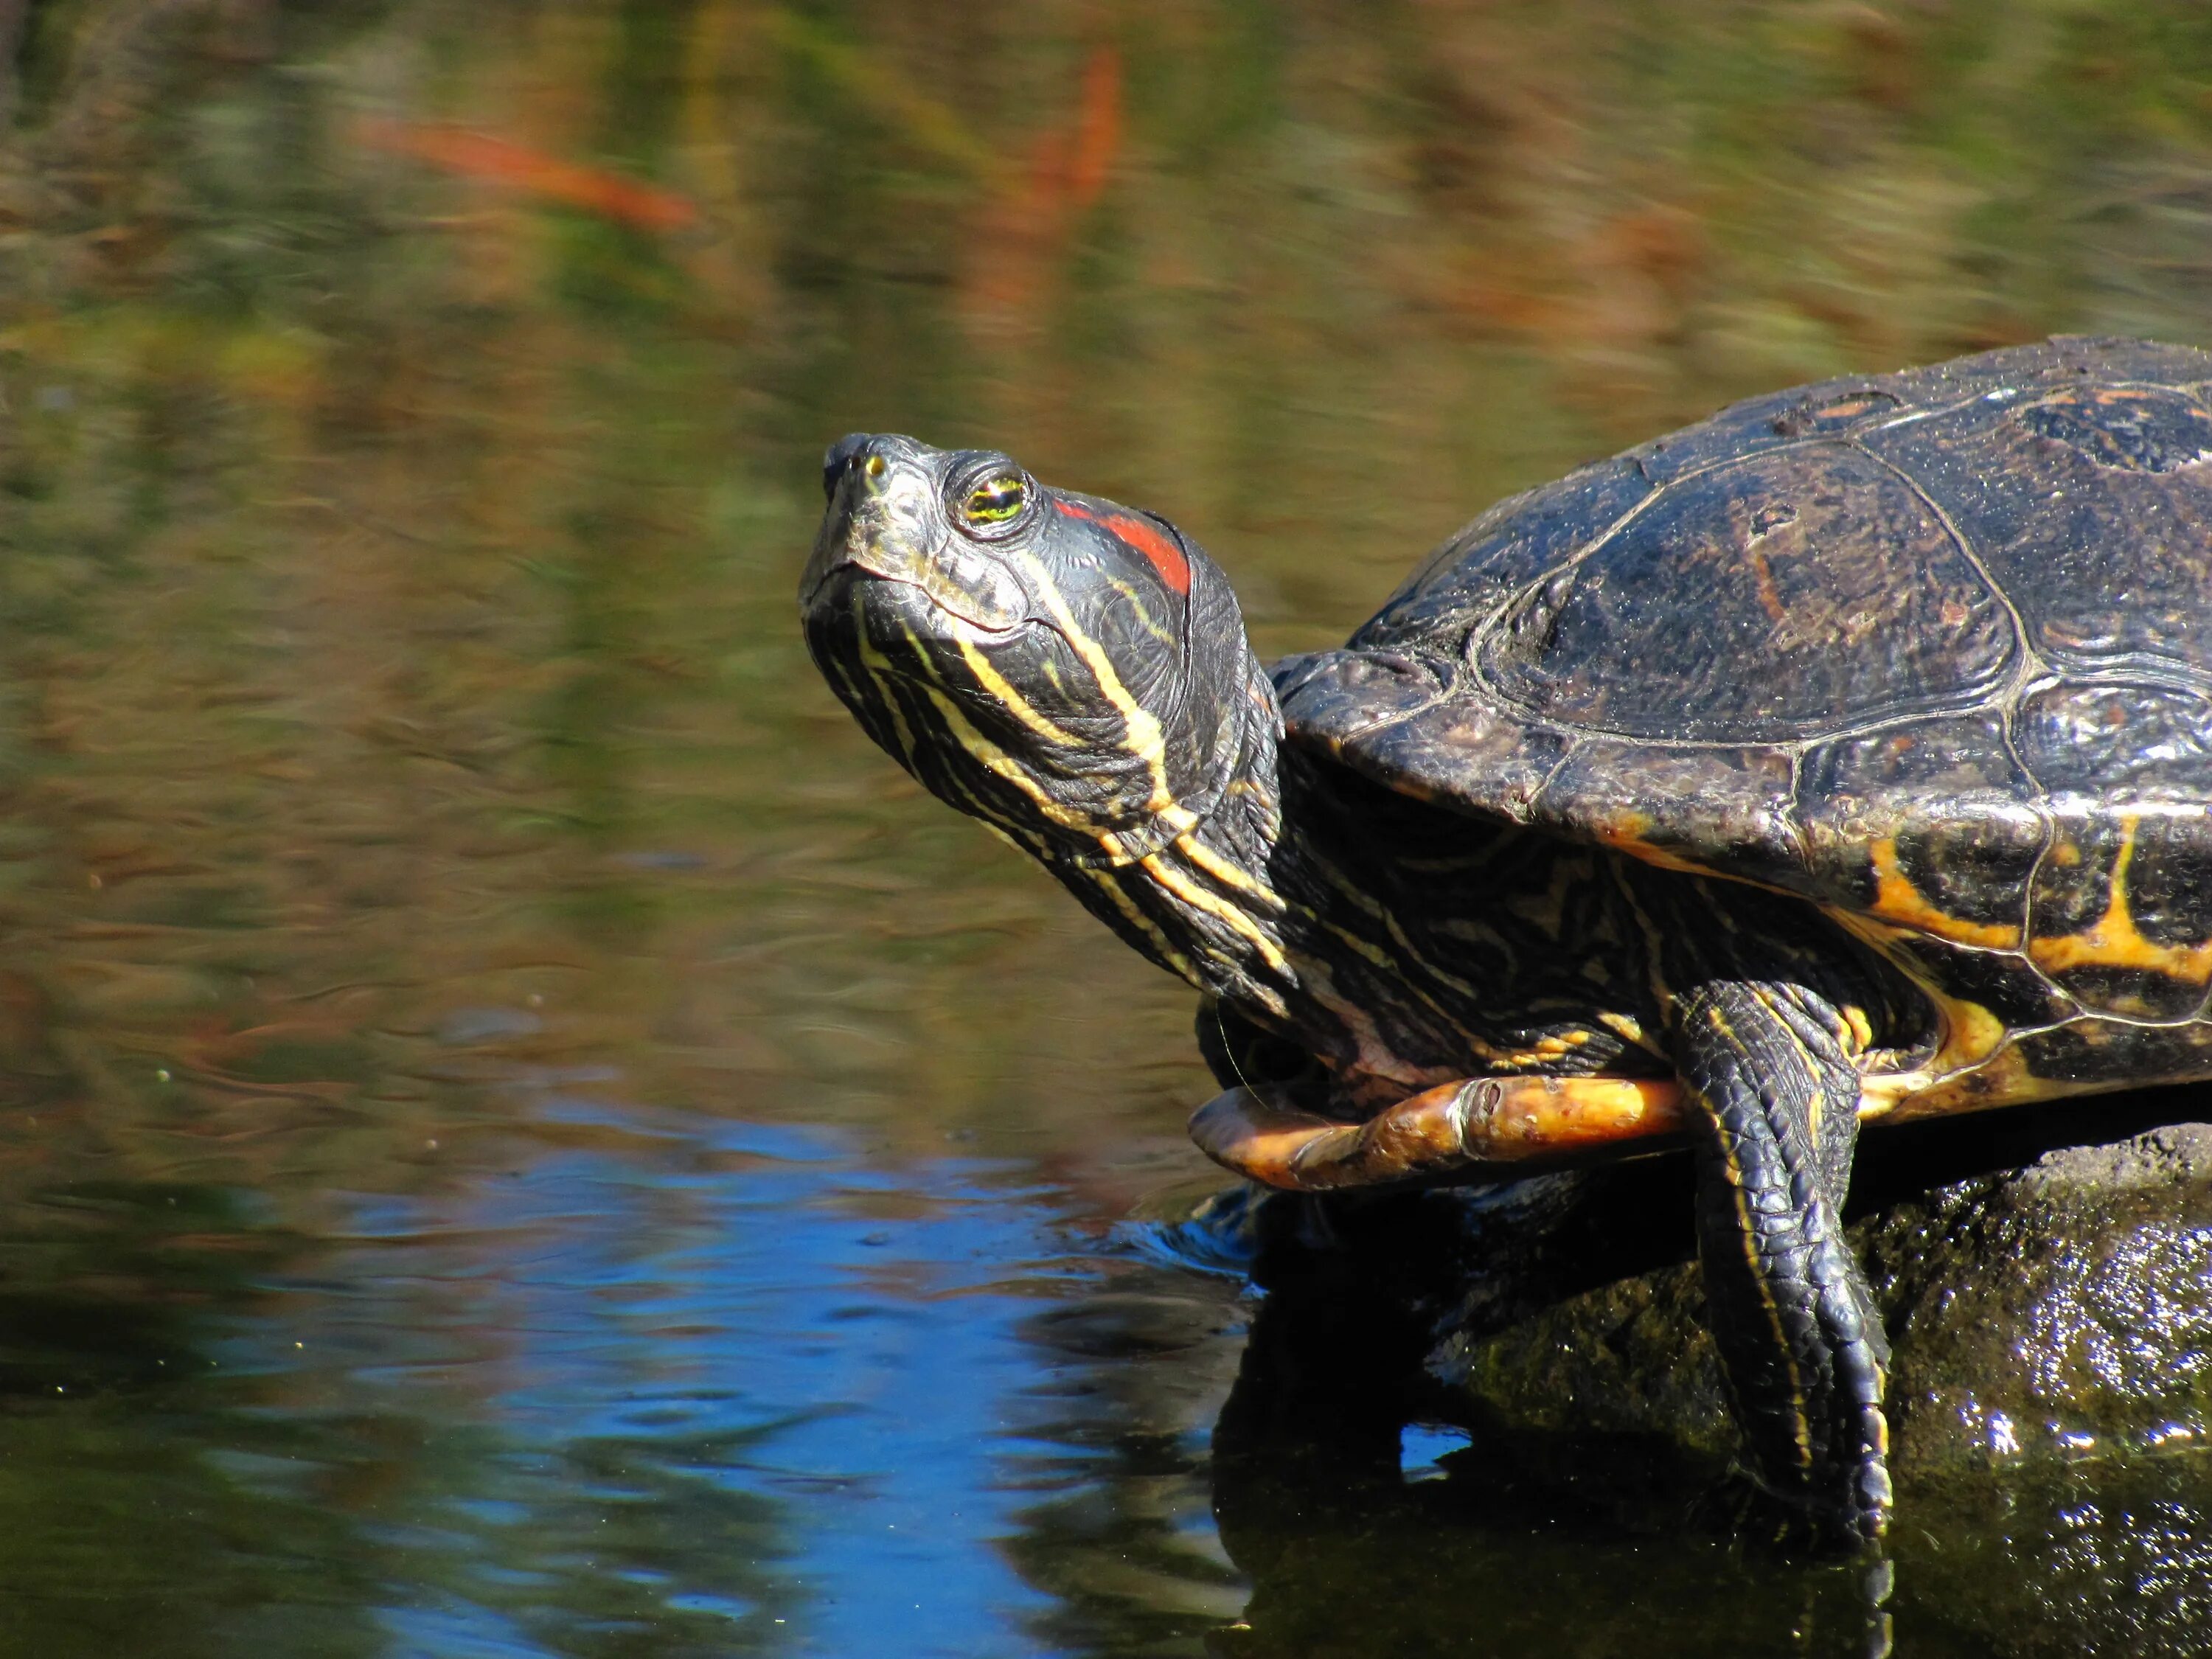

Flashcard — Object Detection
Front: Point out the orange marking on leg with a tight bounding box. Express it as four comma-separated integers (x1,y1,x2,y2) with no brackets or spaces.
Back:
1189,1074,1689,1192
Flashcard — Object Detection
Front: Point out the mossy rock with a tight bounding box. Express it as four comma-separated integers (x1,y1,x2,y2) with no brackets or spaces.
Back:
1223,1093,2212,1655
1427,1116,2212,1481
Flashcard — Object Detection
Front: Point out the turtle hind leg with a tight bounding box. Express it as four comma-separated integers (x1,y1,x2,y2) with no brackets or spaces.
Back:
1672,980,1893,1548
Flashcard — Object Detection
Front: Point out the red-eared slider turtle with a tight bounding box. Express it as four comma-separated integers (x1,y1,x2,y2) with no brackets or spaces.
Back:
798,336,2212,1545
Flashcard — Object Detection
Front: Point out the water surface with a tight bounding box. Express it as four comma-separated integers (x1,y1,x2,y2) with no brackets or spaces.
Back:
1,3,2211,1652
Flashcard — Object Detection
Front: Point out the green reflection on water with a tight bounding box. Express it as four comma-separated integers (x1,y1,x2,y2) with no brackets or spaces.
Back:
0,0,2205,1653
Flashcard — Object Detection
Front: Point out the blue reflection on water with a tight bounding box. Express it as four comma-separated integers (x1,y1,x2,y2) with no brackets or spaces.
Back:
226,1099,1234,1658
1399,1422,1474,1483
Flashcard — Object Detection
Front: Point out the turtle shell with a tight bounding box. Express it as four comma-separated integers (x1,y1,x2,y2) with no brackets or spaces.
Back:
1278,336,2212,1093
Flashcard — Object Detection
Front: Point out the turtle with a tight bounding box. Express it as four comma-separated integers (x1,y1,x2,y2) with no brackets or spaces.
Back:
797,335,2212,1546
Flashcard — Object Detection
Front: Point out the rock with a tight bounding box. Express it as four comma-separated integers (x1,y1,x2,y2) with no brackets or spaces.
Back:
1876,1121,2212,1476
1416,1103,2212,1480
1224,1085,2212,1655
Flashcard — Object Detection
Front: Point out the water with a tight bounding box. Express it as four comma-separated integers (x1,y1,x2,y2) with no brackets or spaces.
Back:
1,2,2211,1652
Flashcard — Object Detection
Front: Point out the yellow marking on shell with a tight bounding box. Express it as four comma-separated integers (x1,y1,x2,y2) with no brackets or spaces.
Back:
1933,995,2011,1077
1855,1069,1924,1116
1865,838,2022,949
1020,557,1178,815
1825,896,2033,1116
1591,813,1716,877
1881,1038,2059,1120
1141,849,1293,978
2028,813,2212,983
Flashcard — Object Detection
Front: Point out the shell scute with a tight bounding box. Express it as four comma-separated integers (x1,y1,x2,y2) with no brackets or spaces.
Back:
1622,380,1901,487
1273,650,1565,815
2016,681,2212,795
1796,714,2042,945
2014,683,2212,1016
2009,1018,2212,1094
1286,338,2212,1006
1877,933,2076,1032
1531,741,1798,885
1860,380,2212,684
1358,454,1652,657
2015,388,2212,473
1471,442,2013,742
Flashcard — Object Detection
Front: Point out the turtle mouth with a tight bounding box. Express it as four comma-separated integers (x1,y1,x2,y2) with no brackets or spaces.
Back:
801,550,1031,644
801,464,1030,636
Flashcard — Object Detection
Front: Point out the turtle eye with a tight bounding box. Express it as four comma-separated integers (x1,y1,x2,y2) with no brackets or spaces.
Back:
961,471,1028,530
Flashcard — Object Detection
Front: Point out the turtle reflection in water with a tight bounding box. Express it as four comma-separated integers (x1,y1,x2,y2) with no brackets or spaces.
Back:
799,336,2212,1547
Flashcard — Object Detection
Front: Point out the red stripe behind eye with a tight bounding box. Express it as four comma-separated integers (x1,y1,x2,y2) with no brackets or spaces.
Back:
1052,498,1192,595
1105,514,1192,595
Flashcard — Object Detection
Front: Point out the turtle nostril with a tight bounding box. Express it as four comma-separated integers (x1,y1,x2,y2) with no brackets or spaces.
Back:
821,437,894,501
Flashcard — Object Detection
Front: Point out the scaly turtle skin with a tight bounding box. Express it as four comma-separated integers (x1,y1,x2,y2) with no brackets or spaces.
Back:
798,336,2212,1547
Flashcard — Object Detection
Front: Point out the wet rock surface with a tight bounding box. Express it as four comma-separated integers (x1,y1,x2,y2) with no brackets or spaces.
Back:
1412,1097,2212,1478
1220,1085,2212,1655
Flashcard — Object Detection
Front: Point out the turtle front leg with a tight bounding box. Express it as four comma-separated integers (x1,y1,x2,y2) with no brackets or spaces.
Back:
1672,980,1891,1548
1189,1073,1687,1190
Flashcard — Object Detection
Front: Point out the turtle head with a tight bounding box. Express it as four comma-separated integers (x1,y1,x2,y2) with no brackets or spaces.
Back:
800,434,1268,868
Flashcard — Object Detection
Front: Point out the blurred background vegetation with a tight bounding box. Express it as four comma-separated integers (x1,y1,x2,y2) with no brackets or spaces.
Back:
3,0,2210,1197
0,1,2202,1653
